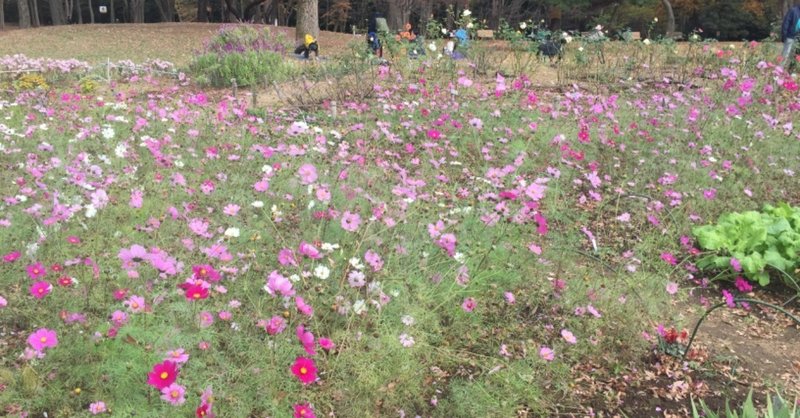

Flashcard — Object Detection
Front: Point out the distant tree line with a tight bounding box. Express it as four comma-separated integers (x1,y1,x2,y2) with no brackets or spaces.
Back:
0,0,794,41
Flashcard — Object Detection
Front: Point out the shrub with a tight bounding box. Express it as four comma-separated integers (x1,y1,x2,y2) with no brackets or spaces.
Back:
693,203,800,289
13,73,49,91
189,25,296,87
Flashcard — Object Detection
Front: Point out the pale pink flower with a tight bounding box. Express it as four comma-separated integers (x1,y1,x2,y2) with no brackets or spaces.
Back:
89,401,107,414
461,297,476,312
160,383,186,405
666,282,679,295
298,163,318,184
341,211,361,232
539,346,555,361
561,329,577,344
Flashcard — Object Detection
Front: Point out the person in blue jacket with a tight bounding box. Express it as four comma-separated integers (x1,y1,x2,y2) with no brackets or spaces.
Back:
781,3,800,69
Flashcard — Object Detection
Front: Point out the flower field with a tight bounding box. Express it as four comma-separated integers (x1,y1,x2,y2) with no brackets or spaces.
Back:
1,28,800,417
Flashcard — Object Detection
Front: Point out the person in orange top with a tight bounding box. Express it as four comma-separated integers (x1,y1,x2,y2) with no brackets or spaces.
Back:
396,23,417,42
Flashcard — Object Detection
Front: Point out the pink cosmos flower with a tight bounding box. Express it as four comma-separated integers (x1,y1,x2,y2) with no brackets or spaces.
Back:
165,348,189,364
364,250,383,272
0,295,6,308
341,211,361,232
666,282,679,295
294,402,316,418
266,271,295,297
160,383,186,405
561,329,577,344
66,236,82,244
461,297,477,312
26,262,47,279
539,346,555,361
730,257,742,272
147,360,178,390
30,281,52,299
2,251,21,263
319,337,335,351
734,276,753,293
298,163,318,184
660,252,678,265
297,242,321,259
89,401,107,415
110,310,129,327
278,248,299,266
504,292,516,304
296,296,314,317
199,311,215,328
297,324,316,356
263,316,286,335
130,189,144,208
124,295,146,313
193,264,221,282
223,204,240,216
437,233,457,257
291,357,318,385
28,328,58,351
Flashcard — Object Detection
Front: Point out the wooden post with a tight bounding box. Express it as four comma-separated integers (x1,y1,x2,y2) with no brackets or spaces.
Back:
331,100,337,120
231,78,237,98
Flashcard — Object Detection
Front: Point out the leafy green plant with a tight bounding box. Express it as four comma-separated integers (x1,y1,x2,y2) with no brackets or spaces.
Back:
693,203,800,288
691,390,799,418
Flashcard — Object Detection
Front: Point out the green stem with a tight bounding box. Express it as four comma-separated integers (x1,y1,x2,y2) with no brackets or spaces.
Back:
680,297,800,361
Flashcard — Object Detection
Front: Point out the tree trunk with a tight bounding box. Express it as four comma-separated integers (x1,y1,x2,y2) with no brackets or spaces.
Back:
49,0,67,24
387,0,401,31
490,0,502,29
419,0,433,36
75,0,83,23
661,0,675,34
18,0,31,27
30,0,40,26
197,0,208,21
88,0,94,22
130,0,144,22
108,0,113,22
295,0,318,42
0,0,5,30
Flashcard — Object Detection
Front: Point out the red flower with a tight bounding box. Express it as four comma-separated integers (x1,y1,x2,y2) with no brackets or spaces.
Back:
290,357,317,385
58,276,74,287
147,361,178,390
182,284,209,301
196,404,211,417
50,263,64,273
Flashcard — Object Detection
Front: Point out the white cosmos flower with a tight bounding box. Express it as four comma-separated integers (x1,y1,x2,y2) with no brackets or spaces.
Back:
314,265,330,280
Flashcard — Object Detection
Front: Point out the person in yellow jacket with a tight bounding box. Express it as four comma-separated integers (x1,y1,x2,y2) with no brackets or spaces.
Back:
294,34,319,59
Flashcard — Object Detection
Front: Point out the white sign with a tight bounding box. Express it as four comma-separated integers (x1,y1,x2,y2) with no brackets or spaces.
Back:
99,5,108,13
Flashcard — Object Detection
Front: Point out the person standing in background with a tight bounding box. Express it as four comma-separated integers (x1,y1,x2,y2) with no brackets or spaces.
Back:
780,3,800,69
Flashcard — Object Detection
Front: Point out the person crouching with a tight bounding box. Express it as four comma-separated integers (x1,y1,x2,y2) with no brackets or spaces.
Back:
295,34,319,59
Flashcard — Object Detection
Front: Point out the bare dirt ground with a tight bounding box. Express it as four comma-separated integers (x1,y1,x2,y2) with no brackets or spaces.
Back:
0,23,360,65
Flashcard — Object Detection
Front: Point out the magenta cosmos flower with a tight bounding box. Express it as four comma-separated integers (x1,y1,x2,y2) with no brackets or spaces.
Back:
28,328,58,351
293,402,316,418
30,281,52,299
26,262,47,279
147,360,178,390
290,357,318,385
